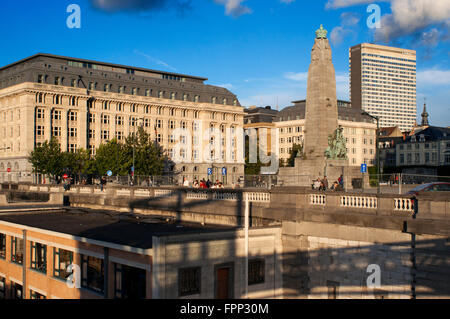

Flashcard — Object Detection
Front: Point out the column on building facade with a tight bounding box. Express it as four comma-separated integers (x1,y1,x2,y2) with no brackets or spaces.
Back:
77,97,88,150
45,106,52,142
61,109,68,152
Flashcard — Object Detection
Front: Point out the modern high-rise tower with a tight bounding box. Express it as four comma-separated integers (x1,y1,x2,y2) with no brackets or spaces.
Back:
349,43,417,132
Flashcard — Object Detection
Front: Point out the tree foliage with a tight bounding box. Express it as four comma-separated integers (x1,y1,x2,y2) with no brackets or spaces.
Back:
287,143,304,167
28,138,64,181
29,128,167,180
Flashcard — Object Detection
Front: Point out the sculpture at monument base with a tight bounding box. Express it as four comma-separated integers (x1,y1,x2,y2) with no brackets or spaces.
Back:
325,126,347,160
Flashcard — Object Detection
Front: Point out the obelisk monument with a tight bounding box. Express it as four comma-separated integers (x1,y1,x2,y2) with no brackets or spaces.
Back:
303,25,339,160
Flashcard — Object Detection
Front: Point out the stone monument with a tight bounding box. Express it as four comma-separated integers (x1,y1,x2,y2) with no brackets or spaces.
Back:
278,25,363,189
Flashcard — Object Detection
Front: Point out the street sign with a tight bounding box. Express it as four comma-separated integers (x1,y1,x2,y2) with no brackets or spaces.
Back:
7,168,11,173
222,167,227,175
131,166,134,172
107,170,112,177
360,164,367,173
63,174,68,179
207,168,212,175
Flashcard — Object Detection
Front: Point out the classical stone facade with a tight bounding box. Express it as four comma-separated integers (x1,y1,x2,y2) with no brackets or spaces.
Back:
0,54,245,184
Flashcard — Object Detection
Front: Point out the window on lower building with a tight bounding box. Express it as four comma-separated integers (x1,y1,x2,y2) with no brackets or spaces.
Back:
53,248,73,280
30,290,46,299
0,233,5,259
30,242,47,274
81,255,104,294
11,237,24,264
0,277,5,299
114,263,146,299
11,282,22,299
327,280,339,299
248,259,265,285
179,267,201,297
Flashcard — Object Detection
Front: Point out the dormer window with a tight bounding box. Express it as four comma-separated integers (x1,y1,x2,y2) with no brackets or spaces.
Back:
419,134,425,142
411,136,416,142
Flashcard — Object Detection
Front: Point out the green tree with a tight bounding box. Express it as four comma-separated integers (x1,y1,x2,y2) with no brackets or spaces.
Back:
93,138,127,176
123,127,165,176
63,148,92,180
287,143,304,167
28,138,64,181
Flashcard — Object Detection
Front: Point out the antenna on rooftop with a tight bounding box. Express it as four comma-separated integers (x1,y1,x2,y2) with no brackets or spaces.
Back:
276,96,279,111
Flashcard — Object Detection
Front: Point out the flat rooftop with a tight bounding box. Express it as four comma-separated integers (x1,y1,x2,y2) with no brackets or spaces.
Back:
0,208,238,249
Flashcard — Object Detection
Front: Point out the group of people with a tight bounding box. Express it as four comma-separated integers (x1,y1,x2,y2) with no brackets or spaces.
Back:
312,175,344,191
183,178,225,189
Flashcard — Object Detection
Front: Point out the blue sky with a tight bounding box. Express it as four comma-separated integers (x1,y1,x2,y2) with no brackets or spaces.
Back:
0,0,449,126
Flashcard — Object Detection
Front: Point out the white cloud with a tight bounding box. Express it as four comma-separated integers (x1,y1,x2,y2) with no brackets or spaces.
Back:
280,0,295,4
375,0,450,42
214,0,252,17
284,72,308,82
417,69,450,86
330,12,360,45
133,49,177,71
325,0,386,9
212,83,234,90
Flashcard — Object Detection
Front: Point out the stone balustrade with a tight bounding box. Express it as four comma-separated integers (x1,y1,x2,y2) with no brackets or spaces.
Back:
394,198,414,212
310,194,326,206
340,195,378,209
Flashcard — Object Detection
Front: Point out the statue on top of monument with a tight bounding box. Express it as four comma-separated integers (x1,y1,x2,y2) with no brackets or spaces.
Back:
315,24,328,39
325,126,347,159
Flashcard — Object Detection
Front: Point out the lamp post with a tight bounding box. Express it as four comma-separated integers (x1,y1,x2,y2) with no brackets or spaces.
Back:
361,110,380,194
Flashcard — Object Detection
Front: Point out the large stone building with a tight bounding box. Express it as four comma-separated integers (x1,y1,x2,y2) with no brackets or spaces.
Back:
349,43,417,132
396,126,450,178
275,100,377,167
0,54,245,184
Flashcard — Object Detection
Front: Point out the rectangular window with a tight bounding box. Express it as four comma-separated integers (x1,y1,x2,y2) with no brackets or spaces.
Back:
327,281,339,299
102,130,109,140
0,233,5,259
248,259,265,285
114,263,146,299
179,267,201,297
11,237,24,264
0,277,5,299
11,282,22,299
53,248,73,280
36,108,45,119
52,127,61,137
116,116,123,126
69,127,77,138
102,114,109,124
30,290,46,299
69,111,77,122
36,126,44,136
89,129,95,139
52,110,61,121
31,242,47,274
81,255,104,294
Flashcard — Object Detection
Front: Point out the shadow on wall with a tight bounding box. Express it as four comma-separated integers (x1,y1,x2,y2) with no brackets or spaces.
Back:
120,189,450,299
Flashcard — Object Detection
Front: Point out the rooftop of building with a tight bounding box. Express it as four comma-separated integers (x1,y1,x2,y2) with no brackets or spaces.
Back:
0,53,207,81
0,208,238,249
402,126,450,143
350,43,417,56
275,100,374,123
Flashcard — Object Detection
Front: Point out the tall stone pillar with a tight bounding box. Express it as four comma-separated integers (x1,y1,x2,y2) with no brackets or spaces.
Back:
303,25,338,161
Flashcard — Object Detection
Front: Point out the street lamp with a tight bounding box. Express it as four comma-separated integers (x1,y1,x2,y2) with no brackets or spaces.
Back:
361,110,380,194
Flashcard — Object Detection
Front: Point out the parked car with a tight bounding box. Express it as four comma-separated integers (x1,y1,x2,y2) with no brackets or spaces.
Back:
406,182,450,196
